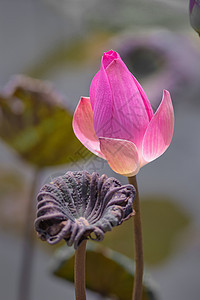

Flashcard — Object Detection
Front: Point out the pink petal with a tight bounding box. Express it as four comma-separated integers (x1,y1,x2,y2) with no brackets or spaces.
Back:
103,58,152,151
90,71,100,110
104,50,153,121
92,58,113,138
72,97,105,159
90,51,120,111
131,74,154,121
142,90,174,163
99,137,140,176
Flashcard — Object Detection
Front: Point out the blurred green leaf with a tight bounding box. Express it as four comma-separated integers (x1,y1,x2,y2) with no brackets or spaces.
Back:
101,197,190,265
52,243,157,300
0,75,91,167
0,169,23,196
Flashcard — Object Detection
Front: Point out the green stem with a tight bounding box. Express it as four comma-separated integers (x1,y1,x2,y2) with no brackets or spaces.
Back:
18,168,41,300
74,240,87,300
128,176,144,300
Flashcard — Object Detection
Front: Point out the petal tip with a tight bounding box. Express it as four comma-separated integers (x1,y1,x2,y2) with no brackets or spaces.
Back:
142,89,174,163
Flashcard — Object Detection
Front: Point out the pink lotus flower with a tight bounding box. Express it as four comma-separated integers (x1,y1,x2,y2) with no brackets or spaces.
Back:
73,50,174,176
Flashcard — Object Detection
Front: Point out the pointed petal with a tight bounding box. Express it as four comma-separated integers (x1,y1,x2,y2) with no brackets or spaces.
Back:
99,137,140,176
110,52,154,120
73,97,105,159
104,59,152,151
131,74,154,120
90,51,120,111
92,59,113,138
142,90,174,163
105,50,153,121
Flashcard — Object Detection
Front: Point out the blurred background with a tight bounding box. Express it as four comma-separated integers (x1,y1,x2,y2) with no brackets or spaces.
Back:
0,0,200,299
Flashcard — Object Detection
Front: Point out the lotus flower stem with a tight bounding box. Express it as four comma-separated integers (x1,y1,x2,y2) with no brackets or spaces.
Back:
18,168,40,300
128,176,144,300
74,240,87,300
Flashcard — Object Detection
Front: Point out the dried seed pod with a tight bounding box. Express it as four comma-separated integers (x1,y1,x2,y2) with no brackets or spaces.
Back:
35,171,135,249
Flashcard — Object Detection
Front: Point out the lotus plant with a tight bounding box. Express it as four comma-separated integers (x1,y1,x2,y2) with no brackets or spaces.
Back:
73,50,174,300
73,50,174,177
35,171,135,300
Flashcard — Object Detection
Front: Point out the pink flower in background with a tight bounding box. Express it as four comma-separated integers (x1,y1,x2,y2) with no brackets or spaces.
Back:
189,0,200,35
73,50,174,176
190,0,196,13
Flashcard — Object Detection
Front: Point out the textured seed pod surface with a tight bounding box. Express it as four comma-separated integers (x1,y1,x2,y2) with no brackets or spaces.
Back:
35,171,135,249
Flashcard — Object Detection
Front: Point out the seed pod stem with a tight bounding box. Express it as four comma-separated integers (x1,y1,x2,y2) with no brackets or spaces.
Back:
74,240,87,300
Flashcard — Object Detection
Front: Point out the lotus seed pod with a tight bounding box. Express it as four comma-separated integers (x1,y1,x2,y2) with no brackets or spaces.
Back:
35,171,135,249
